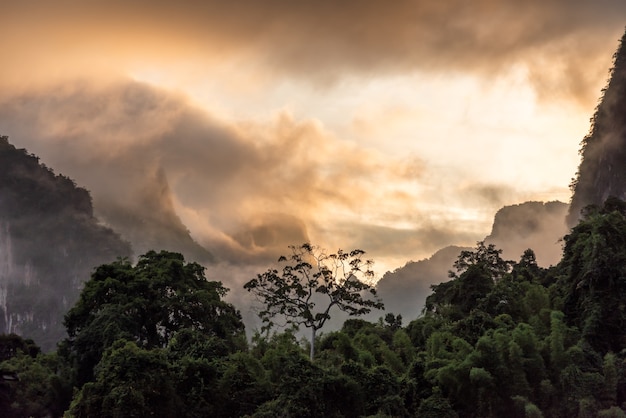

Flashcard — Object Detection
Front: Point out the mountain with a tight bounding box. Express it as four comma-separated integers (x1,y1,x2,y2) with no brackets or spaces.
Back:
484,201,568,266
569,30,626,225
377,200,568,320
0,136,132,351
376,245,468,320
94,166,214,264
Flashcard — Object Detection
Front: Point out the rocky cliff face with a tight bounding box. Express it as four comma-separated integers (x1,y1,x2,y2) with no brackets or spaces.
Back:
569,30,626,225
0,136,131,350
485,201,568,267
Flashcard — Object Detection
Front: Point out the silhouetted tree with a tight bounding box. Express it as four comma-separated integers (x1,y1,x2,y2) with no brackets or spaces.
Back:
244,243,383,360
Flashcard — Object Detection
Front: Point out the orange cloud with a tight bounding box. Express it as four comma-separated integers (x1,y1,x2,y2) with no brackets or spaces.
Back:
0,81,442,264
1,0,624,103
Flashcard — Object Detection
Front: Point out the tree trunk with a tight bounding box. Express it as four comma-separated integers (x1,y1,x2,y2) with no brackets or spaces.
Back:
310,327,316,361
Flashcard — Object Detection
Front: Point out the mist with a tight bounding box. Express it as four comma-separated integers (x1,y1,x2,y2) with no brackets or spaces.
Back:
1,1,623,345
0,75,591,332
0,80,505,271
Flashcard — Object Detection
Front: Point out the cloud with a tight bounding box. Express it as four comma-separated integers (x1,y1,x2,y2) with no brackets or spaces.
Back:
2,0,609,331
461,183,518,208
0,77,575,275
331,222,477,261
0,80,448,265
2,1,624,103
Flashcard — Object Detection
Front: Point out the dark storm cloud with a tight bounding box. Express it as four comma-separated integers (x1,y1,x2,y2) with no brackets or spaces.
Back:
2,1,625,102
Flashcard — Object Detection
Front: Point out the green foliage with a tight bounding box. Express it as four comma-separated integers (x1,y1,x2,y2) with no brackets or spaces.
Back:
67,340,180,418
10,195,626,416
252,331,366,418
524,403,544,418
600,353,619,408
450,241,514,279
245,243,383,359
62,250,244,385
425,241,513,317
558,198,626,352
417,389,459,418
238,207,626,416
0,333,41,361
217,351,271,417
598,407,626,418
0,351,72,418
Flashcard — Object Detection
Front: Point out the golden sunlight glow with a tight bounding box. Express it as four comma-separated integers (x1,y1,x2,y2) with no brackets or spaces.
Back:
129,60,595,274
3,0,622,275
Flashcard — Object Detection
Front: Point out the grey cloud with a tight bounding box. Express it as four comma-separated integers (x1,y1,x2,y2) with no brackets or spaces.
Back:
2,1,625,103
0,80,414,265
0,82,281,261
333,221,479,261
461,183,517,208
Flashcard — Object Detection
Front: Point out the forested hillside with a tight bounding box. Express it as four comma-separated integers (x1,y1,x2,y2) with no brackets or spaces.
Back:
4,199,626,417
0,136,131,351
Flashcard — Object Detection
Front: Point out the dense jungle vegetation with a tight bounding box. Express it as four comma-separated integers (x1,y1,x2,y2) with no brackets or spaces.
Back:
3,197,626,417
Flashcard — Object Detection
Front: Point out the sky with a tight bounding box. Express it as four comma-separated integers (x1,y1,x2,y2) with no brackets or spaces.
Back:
1,1,626,278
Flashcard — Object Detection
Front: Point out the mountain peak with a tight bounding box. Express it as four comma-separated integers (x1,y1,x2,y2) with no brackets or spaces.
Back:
569,29,626,225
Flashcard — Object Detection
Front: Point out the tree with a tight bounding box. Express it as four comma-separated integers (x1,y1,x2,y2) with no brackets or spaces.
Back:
0,351,72,418
558,198,626,353
450,241,513,281
244,243,383,360
62,250,245,386
0,333,40,362
424,242,513,318
67,340,180,418
417,388,459,418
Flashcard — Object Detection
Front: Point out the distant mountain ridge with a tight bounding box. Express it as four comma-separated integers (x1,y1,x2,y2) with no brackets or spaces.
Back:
376,200,568,320
0,136,132,350
375,245,468,321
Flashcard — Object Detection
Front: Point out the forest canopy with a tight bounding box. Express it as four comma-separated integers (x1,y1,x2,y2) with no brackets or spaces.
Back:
3,198,626,416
